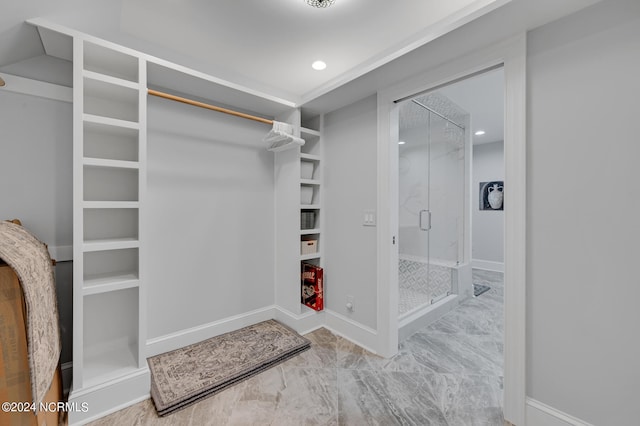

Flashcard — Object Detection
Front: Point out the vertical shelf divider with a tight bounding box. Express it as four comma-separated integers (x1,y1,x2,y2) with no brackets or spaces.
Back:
72,35,85,389
137,57,147,370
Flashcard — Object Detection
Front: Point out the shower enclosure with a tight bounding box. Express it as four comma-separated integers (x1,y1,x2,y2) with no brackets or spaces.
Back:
397,92,472,338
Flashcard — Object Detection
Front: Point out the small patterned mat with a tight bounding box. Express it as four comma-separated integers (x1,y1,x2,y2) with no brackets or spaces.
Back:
473,283,491,297
148,319,311,416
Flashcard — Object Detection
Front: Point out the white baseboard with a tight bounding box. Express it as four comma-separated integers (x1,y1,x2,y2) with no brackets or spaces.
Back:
146,304,381,359
526,398,594,426
145,305,275,357
67,368,149,425
274,306,379,354
398,294,459,341
274,306,326,335
323,309,378,354
472,259,504,272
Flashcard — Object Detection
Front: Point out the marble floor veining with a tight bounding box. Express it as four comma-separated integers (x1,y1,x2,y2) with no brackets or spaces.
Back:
89,269,504,426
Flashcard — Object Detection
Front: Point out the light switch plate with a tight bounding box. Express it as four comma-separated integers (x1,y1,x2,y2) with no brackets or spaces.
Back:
363,209,376,226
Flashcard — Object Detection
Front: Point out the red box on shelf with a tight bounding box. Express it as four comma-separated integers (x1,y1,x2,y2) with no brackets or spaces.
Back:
301,263,324,311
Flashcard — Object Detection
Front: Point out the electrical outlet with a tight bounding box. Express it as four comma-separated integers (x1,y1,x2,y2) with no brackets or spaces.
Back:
346,295,355,312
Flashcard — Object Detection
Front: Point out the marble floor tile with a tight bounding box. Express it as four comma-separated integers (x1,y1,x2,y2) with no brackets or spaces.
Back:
284,328,338,370
337,369,450,425
90,269,504,426
425,300,503,337
405,332,503,376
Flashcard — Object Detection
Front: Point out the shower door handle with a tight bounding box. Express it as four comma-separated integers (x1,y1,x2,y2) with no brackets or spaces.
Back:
419,210,431,231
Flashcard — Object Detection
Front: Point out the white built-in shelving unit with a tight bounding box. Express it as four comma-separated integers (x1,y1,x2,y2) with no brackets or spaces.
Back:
273,113,324,317
72,37,149,401
28,16,315,424
299,124,323,271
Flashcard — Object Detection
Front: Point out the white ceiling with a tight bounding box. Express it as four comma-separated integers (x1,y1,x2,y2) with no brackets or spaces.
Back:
0,0,601,114
0,0,507,103
439,67,504,145
118,0,506,103
398,67,504,146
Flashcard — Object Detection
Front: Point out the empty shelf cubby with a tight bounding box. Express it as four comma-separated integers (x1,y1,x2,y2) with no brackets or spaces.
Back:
83,248,139,285
84,77,139,123
84,208,138,243
83,41,139,83
84,121,139,162
84,166,139,202
82,288,139,386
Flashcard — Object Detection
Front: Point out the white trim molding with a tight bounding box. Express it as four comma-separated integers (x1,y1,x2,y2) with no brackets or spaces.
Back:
324,310,379,355
502,33,527,426
274,306,326,336
145,305,275,357
274,306,379,354
0,73,72,103
526,398,595,426
472,259,505,272
376,33,527,426
67,368,150,425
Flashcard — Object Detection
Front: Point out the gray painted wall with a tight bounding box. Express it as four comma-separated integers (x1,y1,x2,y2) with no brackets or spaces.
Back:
472,141,504,264
323,95,378,329
0,89,73,366
146,95,276,339
526,1,640,424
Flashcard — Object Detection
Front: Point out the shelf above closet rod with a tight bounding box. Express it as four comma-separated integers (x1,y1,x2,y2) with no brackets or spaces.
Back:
147,89,274,125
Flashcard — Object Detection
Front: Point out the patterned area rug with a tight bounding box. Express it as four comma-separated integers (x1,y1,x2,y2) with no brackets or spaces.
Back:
148,320,311,416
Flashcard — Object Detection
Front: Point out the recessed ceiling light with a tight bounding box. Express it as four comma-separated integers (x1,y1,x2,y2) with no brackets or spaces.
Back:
398,141,406,145
475,130,486,136
312,60,327,71
306,0,336,7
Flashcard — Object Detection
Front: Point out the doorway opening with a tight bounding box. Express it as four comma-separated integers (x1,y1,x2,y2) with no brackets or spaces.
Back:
396,68,504,341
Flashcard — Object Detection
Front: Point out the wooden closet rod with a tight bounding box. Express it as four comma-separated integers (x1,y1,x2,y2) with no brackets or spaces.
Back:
148,89,274,125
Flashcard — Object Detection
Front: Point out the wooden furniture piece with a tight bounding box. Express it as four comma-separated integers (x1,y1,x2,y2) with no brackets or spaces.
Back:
0,260,63,426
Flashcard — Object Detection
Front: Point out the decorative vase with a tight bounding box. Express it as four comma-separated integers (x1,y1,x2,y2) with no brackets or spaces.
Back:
488,183,503,209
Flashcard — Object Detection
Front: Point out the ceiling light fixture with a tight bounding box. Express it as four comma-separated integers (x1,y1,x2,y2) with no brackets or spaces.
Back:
306,0,335,8
312,60,327,71
398,141,406,145
475,130,486,136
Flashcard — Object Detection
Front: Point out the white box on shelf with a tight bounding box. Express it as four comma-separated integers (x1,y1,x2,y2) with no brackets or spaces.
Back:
300,161,314,179
300,186,313,205
301,240,318,255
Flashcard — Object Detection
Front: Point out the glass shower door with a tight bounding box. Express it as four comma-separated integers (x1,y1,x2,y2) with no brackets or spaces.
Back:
425,110,465,302
398,101,431,315
398,94,466,316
